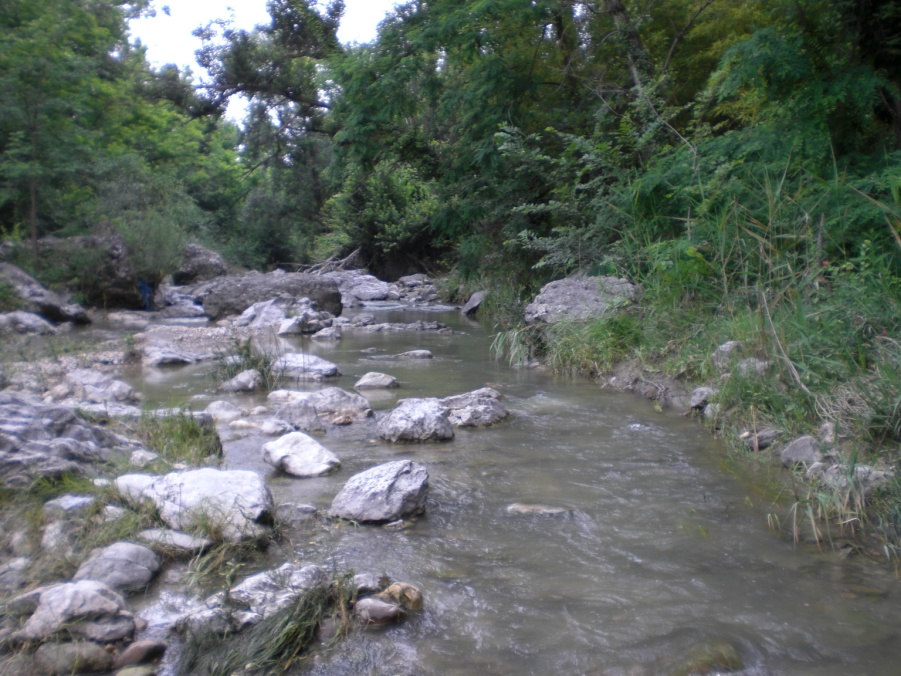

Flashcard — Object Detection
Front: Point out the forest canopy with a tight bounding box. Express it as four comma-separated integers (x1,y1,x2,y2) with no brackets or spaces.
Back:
0,0,898,282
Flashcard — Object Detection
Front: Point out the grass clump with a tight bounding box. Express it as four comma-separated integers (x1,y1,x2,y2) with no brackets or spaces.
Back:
178,572,356,675
214,335,281,392
128,410,223,467
0,279,23,312
0,472,163,586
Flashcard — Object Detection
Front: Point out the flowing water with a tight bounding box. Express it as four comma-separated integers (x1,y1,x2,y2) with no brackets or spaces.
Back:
136,306,900,675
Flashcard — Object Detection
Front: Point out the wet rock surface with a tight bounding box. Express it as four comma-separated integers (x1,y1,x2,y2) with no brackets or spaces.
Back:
330,460,429,523
377,397,454,442
262,431,341,477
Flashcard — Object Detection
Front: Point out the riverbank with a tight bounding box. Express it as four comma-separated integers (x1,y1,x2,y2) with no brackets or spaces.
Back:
479,270,901,565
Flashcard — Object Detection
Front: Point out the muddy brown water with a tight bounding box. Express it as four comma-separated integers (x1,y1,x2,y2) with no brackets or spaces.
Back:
130,306,900,675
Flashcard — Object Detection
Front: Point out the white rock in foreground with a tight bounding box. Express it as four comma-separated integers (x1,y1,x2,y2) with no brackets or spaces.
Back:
330,460,429,523
262,431,341,477
115,468,273,542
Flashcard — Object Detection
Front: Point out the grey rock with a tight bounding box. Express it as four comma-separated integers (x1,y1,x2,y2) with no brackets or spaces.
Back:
61,368,140,405
14,579,134,642
176,563,328,635
440,387,508,427
173,243,228,285
347,276,393,301
781,435,822,468
275,502,318,526
820,420,836,445
262,431,341,477
524,275,638,325
142,344,202,368
234,298,287,328
0,311,57,335
0,557,30,593
137,528,212,555
740,427,780,451
115,468,273,542
330,460,429,523
377,398,454,442
219,369,263,393
205,399,243,423
354,596,405,624
34,640,114,675
268,387,371,422
260,418,294,435
41,520,78,556
113,639,167,669
461,290,487,316
396,349,433,359
130,449,159,468
74,542,161,593
808,462,894,495
712,340,741,370
0,262,89,324
15,234,141,309
42,494,96,518
311,325,342,341
273,353,340,380
187,270,341,319
354,572,389,595
354,371,399,390
0,392,144,487
690,387,717,410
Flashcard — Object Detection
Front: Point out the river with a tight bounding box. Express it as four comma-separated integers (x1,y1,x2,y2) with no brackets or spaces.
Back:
135,305,900,675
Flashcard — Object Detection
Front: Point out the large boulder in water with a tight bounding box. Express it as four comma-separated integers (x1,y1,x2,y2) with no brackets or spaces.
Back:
524,275,638,325
262,431,341,477
330,460,429,523
186,270,342,319
0,262,89,324
268,387,372,422
172,243,228,285
376,398,454,442
440,387,509,427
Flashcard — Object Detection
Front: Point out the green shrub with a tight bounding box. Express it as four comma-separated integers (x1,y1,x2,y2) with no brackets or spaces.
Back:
128,410,223,467
0,280,23,311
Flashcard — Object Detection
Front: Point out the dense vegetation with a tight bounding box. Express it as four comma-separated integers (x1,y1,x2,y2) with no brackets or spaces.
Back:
1,1,899,552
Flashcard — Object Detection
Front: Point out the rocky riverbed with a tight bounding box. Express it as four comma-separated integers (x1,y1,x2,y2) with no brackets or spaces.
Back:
2,263,900,675
0,266,500,674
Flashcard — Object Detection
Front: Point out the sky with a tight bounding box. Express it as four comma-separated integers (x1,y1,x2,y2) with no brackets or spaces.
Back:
129,0,401,72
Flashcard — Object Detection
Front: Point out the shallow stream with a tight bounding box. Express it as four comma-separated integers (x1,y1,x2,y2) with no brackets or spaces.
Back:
133,307,900,675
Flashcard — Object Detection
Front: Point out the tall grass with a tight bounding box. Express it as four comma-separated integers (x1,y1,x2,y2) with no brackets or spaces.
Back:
178,572,356,674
